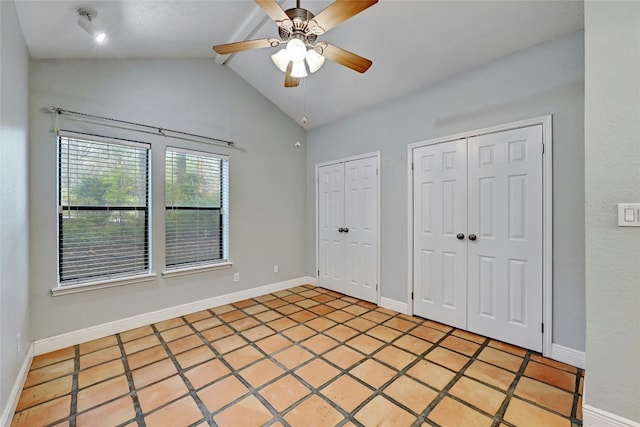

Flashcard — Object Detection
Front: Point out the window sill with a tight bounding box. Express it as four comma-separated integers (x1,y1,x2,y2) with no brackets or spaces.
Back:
162,261,233,278
51,273,157,296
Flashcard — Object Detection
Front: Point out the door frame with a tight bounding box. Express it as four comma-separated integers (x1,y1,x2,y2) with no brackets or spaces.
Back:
407,116,553,356
316,151,381,304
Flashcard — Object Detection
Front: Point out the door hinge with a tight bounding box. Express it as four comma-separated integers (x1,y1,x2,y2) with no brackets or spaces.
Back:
411,292,414,300
317,270,320,276
541,323,544,333
411,163,414,171
542,143,545,154
376,284,378,291
376,168,378,176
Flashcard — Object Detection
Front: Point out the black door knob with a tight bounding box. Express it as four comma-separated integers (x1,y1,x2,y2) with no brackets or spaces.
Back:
468,234,477,241
343,227,349,233
338,227,344,233
456,233,465,240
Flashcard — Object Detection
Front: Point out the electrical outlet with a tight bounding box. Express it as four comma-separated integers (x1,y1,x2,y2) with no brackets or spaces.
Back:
233,273,240,282
16,333,21,355
273,264,279,273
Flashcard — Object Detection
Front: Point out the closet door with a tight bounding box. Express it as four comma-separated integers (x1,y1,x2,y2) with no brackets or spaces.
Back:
318,156,379,303
344,157,378,303
413,140,468,329
318,163,345,293
467,125,543,351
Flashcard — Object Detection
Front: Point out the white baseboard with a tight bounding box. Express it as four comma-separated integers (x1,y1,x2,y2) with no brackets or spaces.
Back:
583,405,640,427
33,276,316,356
550,343,586,369
379,297,409,314
1,343,34,427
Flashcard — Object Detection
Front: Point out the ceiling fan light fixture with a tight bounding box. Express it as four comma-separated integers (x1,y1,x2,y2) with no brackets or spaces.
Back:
271,49,290,73
286,38,307,63
77,8,106,44
305,49,325,73
212,0,378,88
291,61,308,78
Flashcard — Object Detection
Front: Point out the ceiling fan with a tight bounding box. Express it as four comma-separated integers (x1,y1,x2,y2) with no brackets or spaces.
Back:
213,0,378,88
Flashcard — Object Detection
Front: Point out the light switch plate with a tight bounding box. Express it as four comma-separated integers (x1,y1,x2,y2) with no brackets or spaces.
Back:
617,203,640,226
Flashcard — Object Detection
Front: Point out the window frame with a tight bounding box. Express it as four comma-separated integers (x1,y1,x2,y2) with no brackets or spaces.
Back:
53,132,154,295
163,146,231,276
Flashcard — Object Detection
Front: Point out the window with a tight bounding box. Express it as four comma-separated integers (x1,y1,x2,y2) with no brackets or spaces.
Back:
58,134,150,285
165,147,229,270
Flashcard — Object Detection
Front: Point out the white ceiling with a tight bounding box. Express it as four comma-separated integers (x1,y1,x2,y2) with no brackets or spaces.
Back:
15,0,584,129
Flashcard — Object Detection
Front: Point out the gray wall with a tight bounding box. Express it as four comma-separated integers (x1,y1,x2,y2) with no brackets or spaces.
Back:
29,59,307,340
0,0,31,416
307,31,585,351
584,2,640,422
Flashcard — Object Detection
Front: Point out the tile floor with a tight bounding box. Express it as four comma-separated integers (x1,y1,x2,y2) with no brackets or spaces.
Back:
12,284,584,427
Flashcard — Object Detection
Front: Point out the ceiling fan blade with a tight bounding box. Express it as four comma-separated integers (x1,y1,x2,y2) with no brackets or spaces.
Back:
213,38,280,55
284,61,300,88
308,0,378,35
318,43,372,73
255,0,292,28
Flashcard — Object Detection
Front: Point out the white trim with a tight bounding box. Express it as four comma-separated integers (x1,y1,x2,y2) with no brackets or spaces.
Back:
163,261,233,278
35,276,315,355
166,145,229,160
315,151,381,304
51,273,157,296
583,405,640,427
407,142,415,315
58,130,150,150
550,343,585,369
1,344,34,427
315,151,381,169
407,115,553,356
541,115,554,358
379,297,409,315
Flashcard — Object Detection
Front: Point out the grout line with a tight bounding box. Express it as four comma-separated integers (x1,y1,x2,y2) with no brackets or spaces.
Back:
68,345,79,427
491,349,532,426
414,333,492,425
498,352,583,426
571,368,583,424
13,285,583,427
333,316,461,423
147,323,214,426
183,306,290,425
115,333,146,427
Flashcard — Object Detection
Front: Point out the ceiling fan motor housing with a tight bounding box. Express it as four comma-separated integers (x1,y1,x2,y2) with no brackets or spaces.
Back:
279,8,318,44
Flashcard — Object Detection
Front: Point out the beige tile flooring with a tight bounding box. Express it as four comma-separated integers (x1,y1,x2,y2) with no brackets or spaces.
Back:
12,284,584,426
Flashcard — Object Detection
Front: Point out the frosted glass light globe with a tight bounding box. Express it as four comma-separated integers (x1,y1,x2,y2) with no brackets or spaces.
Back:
305,49,325,73
286,38,307,63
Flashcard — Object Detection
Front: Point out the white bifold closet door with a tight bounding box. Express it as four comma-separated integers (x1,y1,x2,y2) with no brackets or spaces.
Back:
412,139,468,329
318,156,378,304
413,125,543,351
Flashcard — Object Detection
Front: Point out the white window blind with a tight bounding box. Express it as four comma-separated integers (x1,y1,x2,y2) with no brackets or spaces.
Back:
165,147,229,269
58,134,150,285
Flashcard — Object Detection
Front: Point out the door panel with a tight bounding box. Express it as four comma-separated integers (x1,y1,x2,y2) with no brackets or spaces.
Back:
413,140,467,328
344,157,378,303
467,125,543,351
318,163,345,293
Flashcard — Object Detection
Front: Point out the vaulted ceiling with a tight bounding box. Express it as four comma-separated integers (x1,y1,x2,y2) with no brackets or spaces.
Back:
15,0,584,128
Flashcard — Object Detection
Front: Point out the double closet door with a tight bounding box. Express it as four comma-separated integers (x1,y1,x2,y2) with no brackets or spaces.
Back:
413,125,543,351
318,155,378,304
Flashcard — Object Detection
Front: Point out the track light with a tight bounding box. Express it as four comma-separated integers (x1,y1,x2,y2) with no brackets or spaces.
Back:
77,8,106,44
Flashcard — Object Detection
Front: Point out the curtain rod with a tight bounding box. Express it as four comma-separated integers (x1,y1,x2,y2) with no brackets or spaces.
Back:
49,106,235,148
